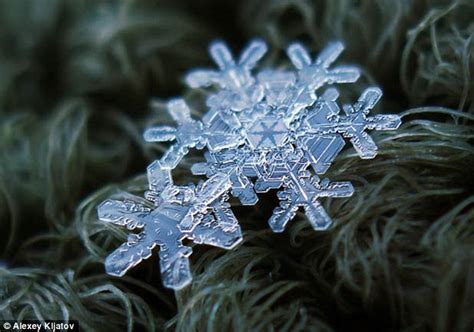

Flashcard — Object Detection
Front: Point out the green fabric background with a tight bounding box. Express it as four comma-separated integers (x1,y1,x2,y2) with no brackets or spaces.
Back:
0,0,473,331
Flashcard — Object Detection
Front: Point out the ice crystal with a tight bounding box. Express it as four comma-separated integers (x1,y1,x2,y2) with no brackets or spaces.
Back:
98,39,401,289
98,161,242,290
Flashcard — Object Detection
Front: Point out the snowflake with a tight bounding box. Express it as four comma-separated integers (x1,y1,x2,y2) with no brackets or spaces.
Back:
98,39,401,289
98,161,242,290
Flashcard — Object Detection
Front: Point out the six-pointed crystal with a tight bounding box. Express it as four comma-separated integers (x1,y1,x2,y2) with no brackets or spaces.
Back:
98,39,401,290
98,161,242,290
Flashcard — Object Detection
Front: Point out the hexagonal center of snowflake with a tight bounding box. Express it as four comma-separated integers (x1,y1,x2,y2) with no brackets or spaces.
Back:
247,116,289,149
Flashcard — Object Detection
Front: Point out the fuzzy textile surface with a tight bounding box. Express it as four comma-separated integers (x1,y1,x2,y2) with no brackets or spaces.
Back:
0,1,473,331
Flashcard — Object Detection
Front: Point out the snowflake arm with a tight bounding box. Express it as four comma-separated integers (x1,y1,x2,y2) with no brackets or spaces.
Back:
98,199,149,229
97,200,152,276
178,172,232,231
158,244,193,290
186,39,267,89
287,41,360,90
191,150,259,205
201,108,244,152
277,41,359,122
304,87,401,159
146,160,172,195
268,177,354,232
337,87,401,158
105,233,156,277
192,205,242,250
186,40,267,112
144,99,205,169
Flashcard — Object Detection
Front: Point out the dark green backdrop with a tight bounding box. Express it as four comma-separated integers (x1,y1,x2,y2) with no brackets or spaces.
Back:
0,1,473,331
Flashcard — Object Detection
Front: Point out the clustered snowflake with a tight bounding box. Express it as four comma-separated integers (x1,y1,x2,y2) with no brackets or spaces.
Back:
98,40,401,290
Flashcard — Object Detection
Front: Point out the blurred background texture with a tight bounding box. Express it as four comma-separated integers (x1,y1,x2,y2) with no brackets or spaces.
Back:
0,0,473,331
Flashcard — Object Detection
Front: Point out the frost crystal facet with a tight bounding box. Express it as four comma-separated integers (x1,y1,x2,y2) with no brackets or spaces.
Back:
98,39,401,290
